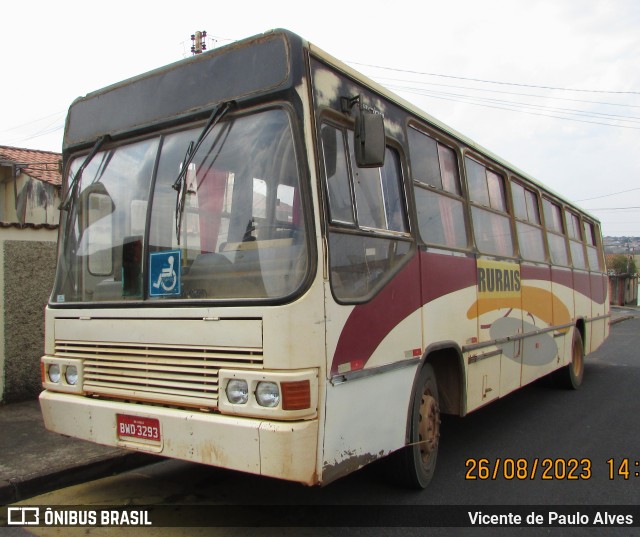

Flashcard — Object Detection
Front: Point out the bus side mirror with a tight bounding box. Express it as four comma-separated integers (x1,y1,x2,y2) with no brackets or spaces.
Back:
354,109,385,168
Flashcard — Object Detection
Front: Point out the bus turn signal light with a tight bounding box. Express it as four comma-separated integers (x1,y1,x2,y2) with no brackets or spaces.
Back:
281,380,311,411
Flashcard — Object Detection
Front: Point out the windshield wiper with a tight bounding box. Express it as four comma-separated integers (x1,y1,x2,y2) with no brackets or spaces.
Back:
173,101,233,243
60,135,109,211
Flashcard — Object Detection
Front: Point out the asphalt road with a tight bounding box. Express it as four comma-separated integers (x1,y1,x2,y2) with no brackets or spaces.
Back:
7,318,640,536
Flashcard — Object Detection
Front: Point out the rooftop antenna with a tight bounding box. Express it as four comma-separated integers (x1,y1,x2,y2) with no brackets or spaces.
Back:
191,31,207,55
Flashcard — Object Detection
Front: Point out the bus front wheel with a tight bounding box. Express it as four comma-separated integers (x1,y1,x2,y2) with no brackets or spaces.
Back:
396,363,441,489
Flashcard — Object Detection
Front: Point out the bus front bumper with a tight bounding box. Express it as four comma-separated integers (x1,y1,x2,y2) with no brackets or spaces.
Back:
39,390,319,485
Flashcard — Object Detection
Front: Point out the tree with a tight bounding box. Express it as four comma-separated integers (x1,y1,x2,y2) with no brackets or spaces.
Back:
608,254,637,275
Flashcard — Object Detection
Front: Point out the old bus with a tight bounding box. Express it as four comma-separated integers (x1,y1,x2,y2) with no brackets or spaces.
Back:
40,29,609,488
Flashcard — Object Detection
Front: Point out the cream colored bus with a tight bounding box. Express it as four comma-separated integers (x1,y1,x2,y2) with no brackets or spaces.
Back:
40,29,609,488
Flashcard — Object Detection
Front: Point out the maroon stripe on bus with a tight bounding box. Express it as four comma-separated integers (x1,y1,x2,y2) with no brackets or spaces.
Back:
330,251,476,376
420,251,477,305
520,264,549,281
523,264,606,305
590,272,608,304
573,271,592,300
331,254,607,375
551,266,573,288
330,255,421,376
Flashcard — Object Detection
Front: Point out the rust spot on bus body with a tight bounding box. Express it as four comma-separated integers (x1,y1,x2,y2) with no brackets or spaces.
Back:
322,450,385,484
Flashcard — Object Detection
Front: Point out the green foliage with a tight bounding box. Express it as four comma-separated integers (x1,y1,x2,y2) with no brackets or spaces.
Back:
608,254,638,275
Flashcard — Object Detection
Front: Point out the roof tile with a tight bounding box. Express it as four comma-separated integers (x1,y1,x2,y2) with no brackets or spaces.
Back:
0,145,61,187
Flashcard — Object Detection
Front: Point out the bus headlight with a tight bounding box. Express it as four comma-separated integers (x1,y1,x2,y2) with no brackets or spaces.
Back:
48,364,61,383
65,365,79,386
255,382,280,407
226,379,249,404
218,369,317,420
41,356,84,394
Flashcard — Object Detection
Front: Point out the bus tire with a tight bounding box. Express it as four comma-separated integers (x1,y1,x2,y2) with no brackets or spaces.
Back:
561,329,584,390
395,363,441,489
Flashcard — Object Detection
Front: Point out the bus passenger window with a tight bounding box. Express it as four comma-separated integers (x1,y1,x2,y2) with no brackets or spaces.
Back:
584,221,602,270
414,189,467,249
409,128,467,249
566,210,587,270
466,158,490,207
438,144,461,196
408,128,442,189
465,157,513,257
511,181,545,262
542,198,569,266
486,170,506,212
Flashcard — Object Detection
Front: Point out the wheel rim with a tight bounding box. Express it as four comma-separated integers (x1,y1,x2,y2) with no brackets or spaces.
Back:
572,339,583,378
418,391,440,464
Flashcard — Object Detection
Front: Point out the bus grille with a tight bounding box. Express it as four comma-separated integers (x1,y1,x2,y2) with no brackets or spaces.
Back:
54,340,264,409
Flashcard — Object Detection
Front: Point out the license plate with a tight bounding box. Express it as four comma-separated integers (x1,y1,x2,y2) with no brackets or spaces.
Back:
116,414,161,442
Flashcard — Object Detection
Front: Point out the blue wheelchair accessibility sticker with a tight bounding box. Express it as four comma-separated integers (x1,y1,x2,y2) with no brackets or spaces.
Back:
149,250,181,296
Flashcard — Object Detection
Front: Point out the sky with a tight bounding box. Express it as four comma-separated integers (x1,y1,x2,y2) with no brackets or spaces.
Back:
1,0,639,238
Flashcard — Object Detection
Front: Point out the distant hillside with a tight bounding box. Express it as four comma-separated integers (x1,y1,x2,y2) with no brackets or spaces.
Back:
604,236,640,254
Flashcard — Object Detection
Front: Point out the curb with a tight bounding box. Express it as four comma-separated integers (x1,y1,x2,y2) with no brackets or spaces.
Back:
0,452,158,506
610,314,636,326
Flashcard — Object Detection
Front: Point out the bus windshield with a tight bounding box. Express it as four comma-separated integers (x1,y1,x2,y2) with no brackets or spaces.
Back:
52,107,309,304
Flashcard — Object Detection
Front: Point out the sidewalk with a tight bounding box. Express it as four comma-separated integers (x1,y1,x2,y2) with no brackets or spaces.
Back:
610,304,640,324
0,399,157,505
1,306,637,506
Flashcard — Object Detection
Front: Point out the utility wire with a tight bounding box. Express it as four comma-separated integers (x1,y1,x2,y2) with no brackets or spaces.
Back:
388,84,640,125
353,62,640,130
350,62,640,95
3,124,63,144
0,110,65,133
586,207,640,211
1,110,65,145
398,90,640,130
373,77,640,109
576,187,640,202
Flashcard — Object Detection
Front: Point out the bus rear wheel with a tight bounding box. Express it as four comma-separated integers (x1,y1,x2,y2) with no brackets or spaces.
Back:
395,363,441,489
561,329,584,390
